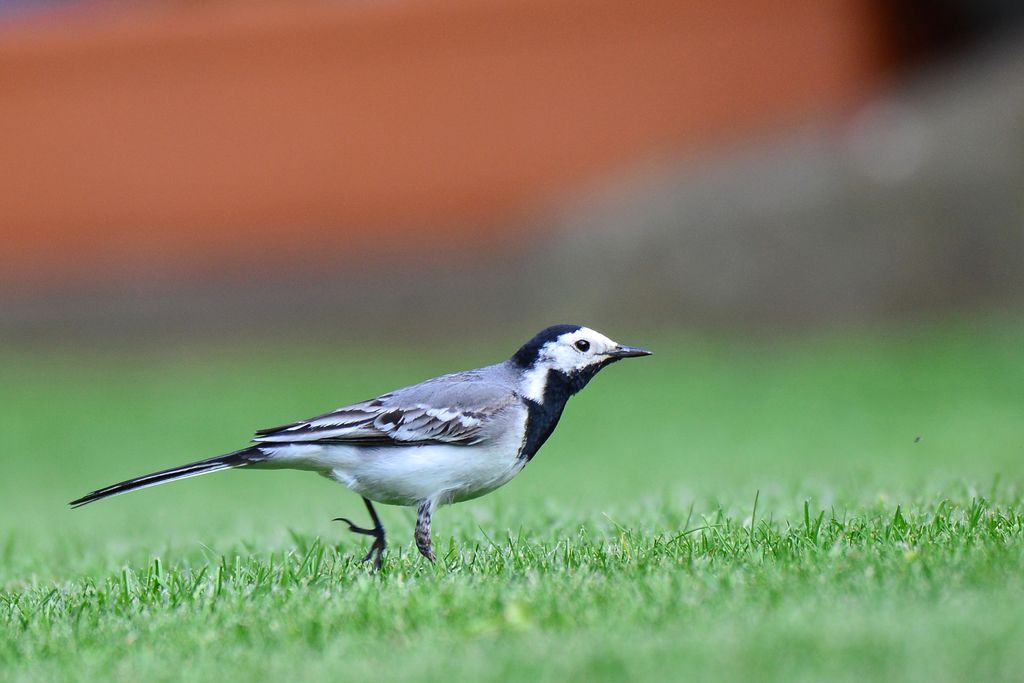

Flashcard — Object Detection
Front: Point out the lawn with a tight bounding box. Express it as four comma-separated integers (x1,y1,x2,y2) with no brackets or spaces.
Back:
2,318,1023,682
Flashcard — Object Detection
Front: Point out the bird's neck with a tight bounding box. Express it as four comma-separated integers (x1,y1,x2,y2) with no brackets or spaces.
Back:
519,362,607,404
516,365,605,462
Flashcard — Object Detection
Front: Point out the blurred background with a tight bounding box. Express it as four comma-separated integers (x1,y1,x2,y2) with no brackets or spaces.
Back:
1,0,1022,567
2,0,1022,343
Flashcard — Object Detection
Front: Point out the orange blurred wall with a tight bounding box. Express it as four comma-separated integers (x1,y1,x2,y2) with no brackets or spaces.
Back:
0,0,892,286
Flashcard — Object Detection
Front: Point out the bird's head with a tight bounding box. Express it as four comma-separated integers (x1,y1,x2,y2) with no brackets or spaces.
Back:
511,324,651,403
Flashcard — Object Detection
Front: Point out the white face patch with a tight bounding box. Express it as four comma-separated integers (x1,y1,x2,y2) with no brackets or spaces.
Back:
519,327,620,402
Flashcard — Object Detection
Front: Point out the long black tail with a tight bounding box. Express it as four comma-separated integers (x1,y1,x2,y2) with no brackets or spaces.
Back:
69,447,264,508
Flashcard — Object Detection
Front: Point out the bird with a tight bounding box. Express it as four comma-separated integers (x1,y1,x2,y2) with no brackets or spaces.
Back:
70,324,651,569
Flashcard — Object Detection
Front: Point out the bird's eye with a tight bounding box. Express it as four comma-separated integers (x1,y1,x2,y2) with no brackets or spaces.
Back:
574,339,591,352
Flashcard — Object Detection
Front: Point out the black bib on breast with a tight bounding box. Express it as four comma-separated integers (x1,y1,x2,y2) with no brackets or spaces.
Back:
517,362,610,461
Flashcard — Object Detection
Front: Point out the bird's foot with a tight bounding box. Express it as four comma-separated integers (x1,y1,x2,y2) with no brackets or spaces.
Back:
334,500,387,571
417,541,437,563
334,517,386,569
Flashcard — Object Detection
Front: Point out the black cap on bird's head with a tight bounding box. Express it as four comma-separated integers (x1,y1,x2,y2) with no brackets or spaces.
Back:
509,321,647,376
512,324,586,367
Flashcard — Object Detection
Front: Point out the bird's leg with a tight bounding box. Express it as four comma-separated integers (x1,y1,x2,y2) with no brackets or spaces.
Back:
415,499,437,562
334,497,387,570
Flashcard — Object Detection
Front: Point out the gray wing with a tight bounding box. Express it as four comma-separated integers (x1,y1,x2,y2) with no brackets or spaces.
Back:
252,370,518,447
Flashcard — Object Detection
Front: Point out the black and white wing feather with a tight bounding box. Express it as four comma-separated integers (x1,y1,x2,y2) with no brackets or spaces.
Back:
252,398,488,446
252,372,516,448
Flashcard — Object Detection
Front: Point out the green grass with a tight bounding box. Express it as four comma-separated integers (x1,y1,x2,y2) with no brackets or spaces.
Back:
2,318,1023,682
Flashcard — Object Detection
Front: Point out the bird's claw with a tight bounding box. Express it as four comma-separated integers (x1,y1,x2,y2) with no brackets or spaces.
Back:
334,516,385,570
361,539,386,570
333,517,377,536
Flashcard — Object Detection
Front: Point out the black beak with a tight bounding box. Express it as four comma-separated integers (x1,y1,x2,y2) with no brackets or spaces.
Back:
607,344,653,359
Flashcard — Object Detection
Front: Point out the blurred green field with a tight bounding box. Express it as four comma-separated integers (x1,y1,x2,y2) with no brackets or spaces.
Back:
2,318,1023,682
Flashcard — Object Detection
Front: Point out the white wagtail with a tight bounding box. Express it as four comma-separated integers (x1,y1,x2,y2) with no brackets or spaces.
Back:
71,325,651,568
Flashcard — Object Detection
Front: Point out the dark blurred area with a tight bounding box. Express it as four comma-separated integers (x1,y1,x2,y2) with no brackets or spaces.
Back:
1,0,1022,345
